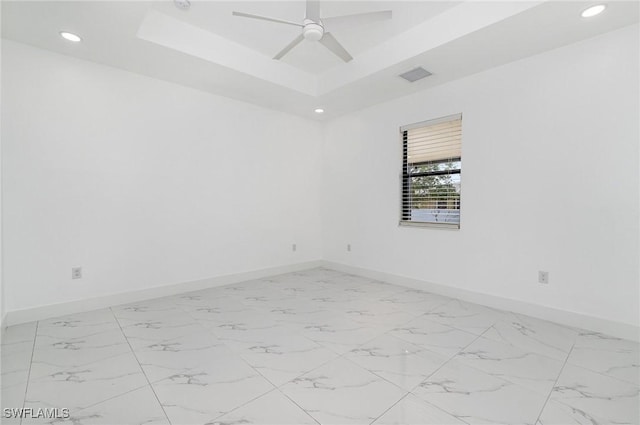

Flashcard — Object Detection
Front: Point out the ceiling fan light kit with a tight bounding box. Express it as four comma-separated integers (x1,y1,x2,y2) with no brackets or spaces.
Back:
232,0,392,63
303,20,324,41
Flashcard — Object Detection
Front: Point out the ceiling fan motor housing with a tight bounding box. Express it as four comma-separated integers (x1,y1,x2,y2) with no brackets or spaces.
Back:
231,3,392,61
303,19,324,41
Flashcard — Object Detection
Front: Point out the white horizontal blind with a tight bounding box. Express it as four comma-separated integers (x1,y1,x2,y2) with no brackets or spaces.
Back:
401,114,462,227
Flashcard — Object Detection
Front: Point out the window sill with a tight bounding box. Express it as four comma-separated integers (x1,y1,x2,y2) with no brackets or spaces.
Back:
398,221,460,230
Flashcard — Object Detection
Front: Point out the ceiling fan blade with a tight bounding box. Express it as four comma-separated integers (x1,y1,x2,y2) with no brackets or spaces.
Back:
232,11,303,27
322,10,392,32
273,34,305,60
306,0,320,22
319,33,353,62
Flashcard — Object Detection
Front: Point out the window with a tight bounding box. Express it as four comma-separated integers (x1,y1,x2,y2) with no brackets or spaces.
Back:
400,114,462,229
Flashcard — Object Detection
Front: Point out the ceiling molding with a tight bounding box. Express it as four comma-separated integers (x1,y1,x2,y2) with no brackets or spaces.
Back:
2,1,638,120
138,9,318,96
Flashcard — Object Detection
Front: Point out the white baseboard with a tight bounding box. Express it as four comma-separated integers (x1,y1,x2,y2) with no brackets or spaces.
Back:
322,261,640,342
1,313,7,342
5,259,638,342
4,260,323,326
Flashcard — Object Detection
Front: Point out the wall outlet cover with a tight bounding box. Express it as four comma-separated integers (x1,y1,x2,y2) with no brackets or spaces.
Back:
72,267,82,279
538,271,549,284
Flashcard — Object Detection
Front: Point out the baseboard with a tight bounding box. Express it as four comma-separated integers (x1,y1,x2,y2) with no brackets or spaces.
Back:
5,259,638,342
4,260,324,326
322,261,640,342
1,312,7,342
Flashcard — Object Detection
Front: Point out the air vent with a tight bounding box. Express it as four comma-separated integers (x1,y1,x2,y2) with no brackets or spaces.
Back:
399,67,432,83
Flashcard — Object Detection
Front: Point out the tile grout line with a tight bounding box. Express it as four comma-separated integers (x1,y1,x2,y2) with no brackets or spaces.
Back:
163,298,291,424
224,284,417,423
275,387,322,425
397,326,490,392
243,283,469,423
19,321,38,425
285,295,481,425
533,342,576,424
201,320,323,425
123,311,278,425
407,324,569,400
367,391,411,425
109,307,173,425
11,270,630,424
392,327,493,425
206,387,280,424
553,341,640,387
15,316,160,416
71,383,151,413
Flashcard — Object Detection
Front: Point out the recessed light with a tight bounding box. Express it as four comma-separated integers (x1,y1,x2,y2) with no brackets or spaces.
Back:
581,4,606,18
314,108,324,114
60,31,82,42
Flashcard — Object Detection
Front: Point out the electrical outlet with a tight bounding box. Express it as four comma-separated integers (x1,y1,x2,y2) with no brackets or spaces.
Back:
72,267,82,279
347,244,351,252
538,271,549,284
292,243,297,252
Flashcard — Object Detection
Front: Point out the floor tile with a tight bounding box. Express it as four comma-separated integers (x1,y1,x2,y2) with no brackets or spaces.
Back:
2,381,29,415
455,336,564,395
2,342,33,388
424,300,502,336
567,331,639,385
150,350,274,424
24,351,148,412
377,289,453,316
537,398,613,425
483,312,578,361
117,312,208,347
345,334,449,391
269,307,340,329
210,389,317,425
297,316,388,355
373,393,467,425
223,329,339,386
23,385,168,425
342,300,421,327
131,330,227,383
390,315,478,357
207,313,285,343
1,322,38,347
1,324,36,424
111,300,187,322
412,359,548,425
547,363,640,424
37,309,120,340
31,328,132,375
280,357,406,424
2,269,636,425
185,303,262,328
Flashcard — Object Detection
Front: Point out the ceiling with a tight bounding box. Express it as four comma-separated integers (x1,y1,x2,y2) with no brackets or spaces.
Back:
2,1,639,120
151,1,461,75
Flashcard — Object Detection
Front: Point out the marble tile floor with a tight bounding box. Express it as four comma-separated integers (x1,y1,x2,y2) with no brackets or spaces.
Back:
1,268,638,425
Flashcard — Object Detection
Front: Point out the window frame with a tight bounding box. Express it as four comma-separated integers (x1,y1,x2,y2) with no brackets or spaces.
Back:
399,113,462,230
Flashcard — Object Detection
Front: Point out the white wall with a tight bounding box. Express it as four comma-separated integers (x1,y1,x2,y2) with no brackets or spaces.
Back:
1,40,323,313
322,24,639,328
0,6,4,330
2,24,638,333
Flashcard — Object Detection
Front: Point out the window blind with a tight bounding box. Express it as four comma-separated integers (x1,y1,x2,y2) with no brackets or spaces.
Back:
401,114,462,228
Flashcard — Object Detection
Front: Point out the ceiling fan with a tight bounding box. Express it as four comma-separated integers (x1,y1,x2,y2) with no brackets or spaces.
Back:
232,0,392,62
